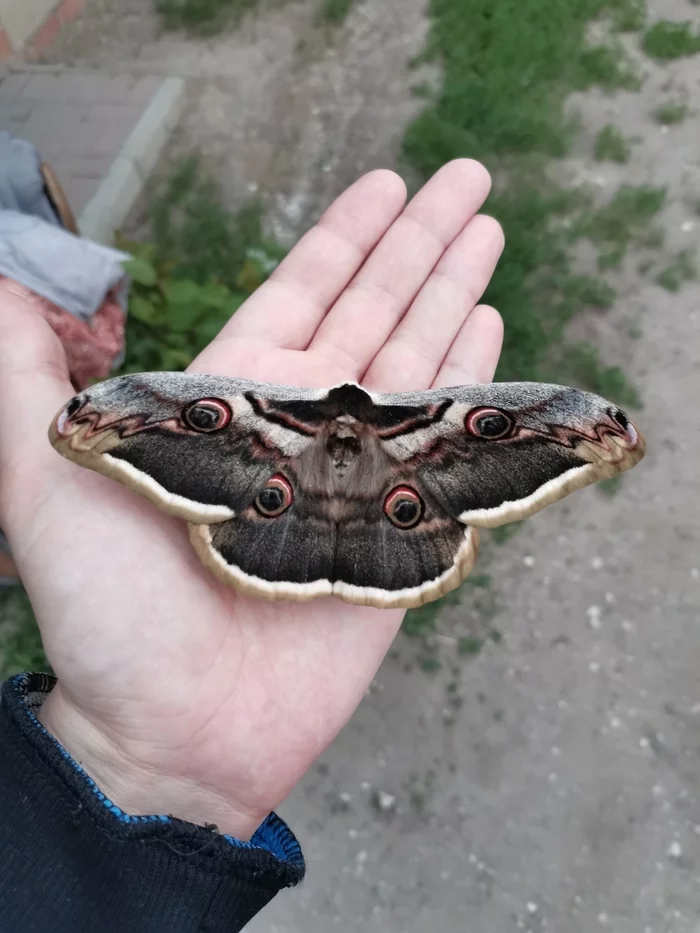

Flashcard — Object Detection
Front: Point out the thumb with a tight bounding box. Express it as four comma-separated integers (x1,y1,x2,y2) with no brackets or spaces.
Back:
0,285,75,525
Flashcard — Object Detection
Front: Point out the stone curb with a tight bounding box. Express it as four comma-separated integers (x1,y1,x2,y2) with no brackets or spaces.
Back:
78,76,185,245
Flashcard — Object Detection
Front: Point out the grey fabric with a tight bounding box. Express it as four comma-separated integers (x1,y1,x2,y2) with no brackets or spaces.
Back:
0,131,61,227
0,132,131,319
0,210,130,320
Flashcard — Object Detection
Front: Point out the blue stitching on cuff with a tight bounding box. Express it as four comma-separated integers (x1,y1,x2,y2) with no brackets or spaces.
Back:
11,673,302,866
13,674,169,826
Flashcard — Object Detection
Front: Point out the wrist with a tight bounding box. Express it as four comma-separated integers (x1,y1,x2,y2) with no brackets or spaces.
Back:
38,685,267,841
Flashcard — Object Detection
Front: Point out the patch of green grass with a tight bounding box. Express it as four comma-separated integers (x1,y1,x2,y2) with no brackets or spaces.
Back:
642,20,700,59
594,125,631,163
420,656,443,673
576,184,666,268
457,635,484,656
401,570,496,637
655,249,696,291
468,574,492,589
317,0,352,23
0,589,50,678
155,0,261,30
555,343,641,408
565,275,617,308
490,522,524,545
572,43,641,91
407,770,436,814
611,0,645,31
402,1,648,404
403,1,643,171
637,225,665,249
402,585,462,637
652,101,688,124
148,157,285,291
410,81,437,100
598,475,623,496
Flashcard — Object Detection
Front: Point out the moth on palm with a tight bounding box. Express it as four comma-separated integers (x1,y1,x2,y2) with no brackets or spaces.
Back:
49,373,645,609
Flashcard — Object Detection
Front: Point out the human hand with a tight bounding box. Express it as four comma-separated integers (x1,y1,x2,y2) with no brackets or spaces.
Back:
0,160,503,839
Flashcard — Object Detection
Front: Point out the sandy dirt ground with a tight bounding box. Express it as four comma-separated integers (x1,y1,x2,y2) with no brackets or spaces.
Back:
44,0,700,929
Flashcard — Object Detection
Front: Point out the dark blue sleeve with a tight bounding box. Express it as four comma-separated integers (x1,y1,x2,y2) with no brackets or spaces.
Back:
0,673,305,933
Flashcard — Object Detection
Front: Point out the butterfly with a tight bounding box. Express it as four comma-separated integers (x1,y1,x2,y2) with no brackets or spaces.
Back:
49,372,645,608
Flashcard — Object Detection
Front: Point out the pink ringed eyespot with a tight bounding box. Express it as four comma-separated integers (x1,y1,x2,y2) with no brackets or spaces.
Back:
255,474,293,518
183,398,231,433
465,407,514,439
383,485,423,529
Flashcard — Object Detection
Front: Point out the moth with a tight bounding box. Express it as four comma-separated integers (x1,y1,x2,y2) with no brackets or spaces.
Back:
49,373,645,609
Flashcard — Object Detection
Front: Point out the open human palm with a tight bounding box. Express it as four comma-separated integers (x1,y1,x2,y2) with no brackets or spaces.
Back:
0,160,504,839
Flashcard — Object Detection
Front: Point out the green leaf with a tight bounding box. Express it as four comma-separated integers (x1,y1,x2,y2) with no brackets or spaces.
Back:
123,257,158,287
198,281,233,308
224,292,248,315
195,310,230,344
161,348,194,370
162,279,202,306
129,295,158,323
166,299,204,333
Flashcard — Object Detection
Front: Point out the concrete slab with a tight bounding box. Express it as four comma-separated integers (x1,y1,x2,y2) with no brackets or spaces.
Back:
0,67,185,240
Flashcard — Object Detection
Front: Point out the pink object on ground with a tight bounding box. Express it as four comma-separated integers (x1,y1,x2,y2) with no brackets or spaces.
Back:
0,276,125,390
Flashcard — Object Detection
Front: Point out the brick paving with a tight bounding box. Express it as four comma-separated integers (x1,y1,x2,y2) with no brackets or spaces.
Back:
0,69,167,216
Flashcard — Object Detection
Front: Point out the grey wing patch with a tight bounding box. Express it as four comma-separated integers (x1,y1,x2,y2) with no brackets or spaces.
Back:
48,371,321,523
331,518,479,608
189,509,337,601
378,382,645,527
189,516,479,609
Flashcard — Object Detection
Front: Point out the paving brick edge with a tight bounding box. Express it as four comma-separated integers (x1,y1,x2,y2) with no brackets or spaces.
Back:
78,76,185,245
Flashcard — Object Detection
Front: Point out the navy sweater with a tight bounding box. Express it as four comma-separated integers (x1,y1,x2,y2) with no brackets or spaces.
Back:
0,674,304,931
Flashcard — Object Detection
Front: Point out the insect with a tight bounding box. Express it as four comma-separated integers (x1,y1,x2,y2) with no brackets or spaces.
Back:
50,373,645,609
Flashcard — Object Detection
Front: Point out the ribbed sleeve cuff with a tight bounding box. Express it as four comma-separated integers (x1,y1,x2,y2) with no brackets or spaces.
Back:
0,673,304,933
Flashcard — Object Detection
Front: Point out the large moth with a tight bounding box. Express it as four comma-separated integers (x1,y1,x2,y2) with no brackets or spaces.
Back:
49,373,645,609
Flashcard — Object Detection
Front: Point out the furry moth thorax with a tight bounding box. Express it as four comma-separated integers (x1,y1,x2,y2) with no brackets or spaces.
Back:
49,373,645,609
